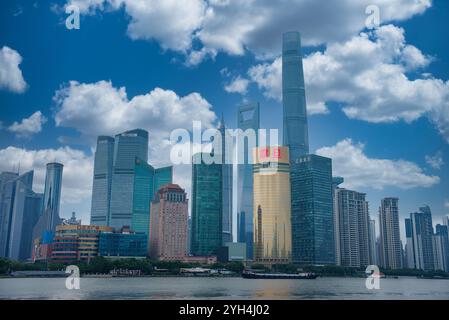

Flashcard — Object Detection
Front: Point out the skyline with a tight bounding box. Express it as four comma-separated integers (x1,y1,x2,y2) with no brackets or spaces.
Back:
0,0,449,246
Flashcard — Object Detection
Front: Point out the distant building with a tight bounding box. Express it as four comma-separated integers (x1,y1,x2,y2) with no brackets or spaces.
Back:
190,153,222,256
369,219,378,266
291,154,334,265
62,212,81,226
333,178,370,267
216,114,233,244
98,226,147,258
149,184,188,260
433,224,449,272
253,146,292,265
379,198,402,269
0,171,43,261
408,206,435,271
237,102,260,259
32,162,64,252
405,218,415,269
51,225,113,264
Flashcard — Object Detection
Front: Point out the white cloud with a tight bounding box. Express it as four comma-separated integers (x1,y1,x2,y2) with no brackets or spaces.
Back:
224,76,249,95
67,0,207,52
316,138,440,190
0,146,93,210
0,46,28,93
243,25,449,142
425,151,444,170
8,111,47,137
53,80,216,163
63,0,431,61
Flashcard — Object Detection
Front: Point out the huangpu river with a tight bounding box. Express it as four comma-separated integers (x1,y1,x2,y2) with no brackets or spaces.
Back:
1,277,449,300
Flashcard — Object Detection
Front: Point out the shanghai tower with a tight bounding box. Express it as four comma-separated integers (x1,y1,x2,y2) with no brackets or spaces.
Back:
282,31,309,161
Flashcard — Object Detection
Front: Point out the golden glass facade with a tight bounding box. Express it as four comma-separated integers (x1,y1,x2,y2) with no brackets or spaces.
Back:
253,146,292,265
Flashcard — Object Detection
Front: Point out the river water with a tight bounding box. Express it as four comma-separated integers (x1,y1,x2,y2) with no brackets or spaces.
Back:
0,277,448,299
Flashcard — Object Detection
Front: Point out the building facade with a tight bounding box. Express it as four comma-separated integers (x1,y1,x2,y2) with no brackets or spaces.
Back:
149,184,188,260
237,102,260,259
90,136,115,226
98,226,147,258
291,154,334,265
433,224,449,272
190,153,222,256
333,180,371,267
408,206,435,271
378,198,402,270
31,163,64,261
0,171,43,261
51,225,113,264
253,146,292,265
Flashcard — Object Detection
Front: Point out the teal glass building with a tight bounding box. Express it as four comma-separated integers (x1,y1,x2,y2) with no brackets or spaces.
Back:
282,31,309,161
98,230,147,257
191,153,223,256
291,154,335,265
131,159,172,235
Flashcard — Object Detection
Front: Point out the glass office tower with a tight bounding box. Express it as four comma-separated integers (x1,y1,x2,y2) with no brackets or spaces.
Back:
253,147,292,265
32,163,63,246
131,159,173,235
409,206,435,271
282,31,309,161
237,102,260,259
291,154,334,265
90,136,114,226
109,129,148,229
191,153,223,256
0,171,43,260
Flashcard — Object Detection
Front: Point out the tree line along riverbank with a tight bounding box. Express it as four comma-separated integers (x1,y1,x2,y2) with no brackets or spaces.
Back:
1,257,448,278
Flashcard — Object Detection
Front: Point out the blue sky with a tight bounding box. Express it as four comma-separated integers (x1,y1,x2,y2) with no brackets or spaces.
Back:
0,0,448,241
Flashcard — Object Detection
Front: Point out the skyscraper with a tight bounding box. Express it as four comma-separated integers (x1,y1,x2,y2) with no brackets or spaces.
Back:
32,162,64,247
90,136,114,226
291,154,334,265
405,218,414,269
369,219,378,266
0,171,43,260
433,224,449,272
253,146,292,265
408,206,435,271
282,31,309,161
109,129,148,229
131,162,173,235
333,180,370,267
237,102,260,259
149,184,188,260
191,153,222,256
378,197,402,270
217,115,233,244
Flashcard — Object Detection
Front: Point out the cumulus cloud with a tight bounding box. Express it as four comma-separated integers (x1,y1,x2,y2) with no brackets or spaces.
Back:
241,25,449,142
0,46,28,93
67,0,207,52
8,111,47,137
0,146,93,207
425,151,444,170
224,76,249,95
53,80,216,163
316,139,440,190
63,0,431,61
